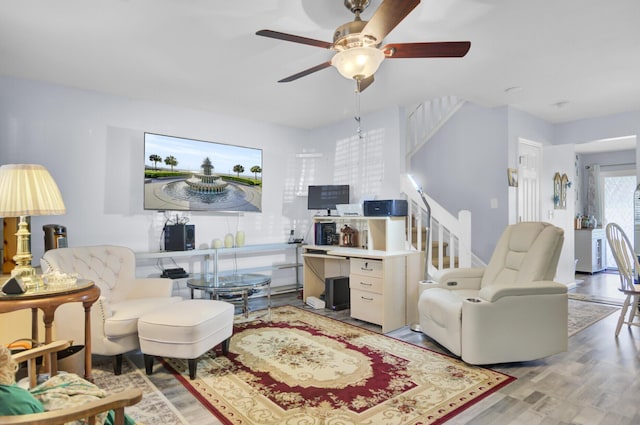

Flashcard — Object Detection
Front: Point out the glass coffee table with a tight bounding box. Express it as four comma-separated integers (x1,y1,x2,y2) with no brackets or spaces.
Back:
187,273,271,319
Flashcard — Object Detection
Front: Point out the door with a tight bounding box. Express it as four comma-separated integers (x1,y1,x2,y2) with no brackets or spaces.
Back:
517,139,542,222
601,170,636,268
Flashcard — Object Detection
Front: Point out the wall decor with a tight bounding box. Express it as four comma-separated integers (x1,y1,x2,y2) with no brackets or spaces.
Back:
560,173,569,209
553,172,562,209
507,168,518,187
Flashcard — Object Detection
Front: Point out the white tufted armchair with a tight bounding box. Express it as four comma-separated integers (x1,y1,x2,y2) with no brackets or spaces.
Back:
41,245,182,374
419,222,568,365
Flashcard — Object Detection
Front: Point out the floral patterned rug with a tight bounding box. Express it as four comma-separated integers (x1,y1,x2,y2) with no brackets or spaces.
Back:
161,305,515,425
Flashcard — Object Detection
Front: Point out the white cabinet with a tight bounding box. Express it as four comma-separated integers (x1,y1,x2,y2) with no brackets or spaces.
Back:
575,229,606,273
303,216,419,332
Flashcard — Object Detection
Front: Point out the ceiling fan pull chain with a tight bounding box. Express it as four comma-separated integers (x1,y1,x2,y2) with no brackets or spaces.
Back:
354,88,363,140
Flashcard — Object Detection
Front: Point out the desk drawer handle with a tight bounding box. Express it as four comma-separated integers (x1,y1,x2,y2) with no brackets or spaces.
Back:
360,267,374,272
359,281,372,286
360,296,374,301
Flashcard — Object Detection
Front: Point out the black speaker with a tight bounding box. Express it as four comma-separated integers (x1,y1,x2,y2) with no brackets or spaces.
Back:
164,224,195,251
324,276,350,311
363,199,408,216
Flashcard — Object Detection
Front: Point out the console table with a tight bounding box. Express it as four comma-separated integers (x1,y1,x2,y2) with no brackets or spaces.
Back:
135,243,302,291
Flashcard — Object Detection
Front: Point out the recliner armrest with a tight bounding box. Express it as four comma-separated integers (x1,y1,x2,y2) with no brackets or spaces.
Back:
430,267,485,290
126,277,174,299
478,280,567,302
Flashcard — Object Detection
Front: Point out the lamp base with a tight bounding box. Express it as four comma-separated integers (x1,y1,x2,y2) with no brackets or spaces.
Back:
11,215,39,289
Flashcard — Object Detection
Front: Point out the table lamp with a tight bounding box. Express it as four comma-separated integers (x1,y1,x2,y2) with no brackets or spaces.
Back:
0,164,66,284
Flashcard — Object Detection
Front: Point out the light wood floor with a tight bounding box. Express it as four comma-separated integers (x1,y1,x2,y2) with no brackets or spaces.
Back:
122,272,640,425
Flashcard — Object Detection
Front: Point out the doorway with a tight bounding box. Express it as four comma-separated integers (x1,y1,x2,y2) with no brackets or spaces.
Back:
517,139,542,222
602,170,636,269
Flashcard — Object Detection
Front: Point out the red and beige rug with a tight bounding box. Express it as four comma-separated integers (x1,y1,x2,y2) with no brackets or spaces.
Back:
161,305,515,425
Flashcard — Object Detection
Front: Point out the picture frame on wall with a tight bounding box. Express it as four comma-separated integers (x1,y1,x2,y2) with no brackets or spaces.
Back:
507,168,518,187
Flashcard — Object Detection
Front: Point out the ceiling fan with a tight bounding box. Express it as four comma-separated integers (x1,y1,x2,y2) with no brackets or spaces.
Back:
256,0,471,92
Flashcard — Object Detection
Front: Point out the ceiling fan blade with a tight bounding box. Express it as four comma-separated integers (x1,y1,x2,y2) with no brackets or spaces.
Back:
256,29,333,49
357,75,375,93
278,61,333,83
383,41,471,58
362,0,421,43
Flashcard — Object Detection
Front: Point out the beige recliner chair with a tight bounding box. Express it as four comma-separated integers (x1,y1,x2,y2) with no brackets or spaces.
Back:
42,245,182,374
418,222,568,365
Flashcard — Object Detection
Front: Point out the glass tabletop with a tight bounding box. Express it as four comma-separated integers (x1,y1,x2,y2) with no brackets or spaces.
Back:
0,278,94,300
187,273,271,293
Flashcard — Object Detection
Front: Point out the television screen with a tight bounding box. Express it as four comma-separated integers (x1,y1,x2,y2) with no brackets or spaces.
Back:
144,132,263,212
307,185,350,215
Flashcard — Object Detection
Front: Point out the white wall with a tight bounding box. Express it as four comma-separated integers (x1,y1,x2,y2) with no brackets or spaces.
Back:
410,102,509,262
0,76,407,284
541,144,576,284
0,77,311,267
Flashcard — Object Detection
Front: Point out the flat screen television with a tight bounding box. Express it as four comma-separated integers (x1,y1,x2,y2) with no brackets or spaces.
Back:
307,185,350,216
144,132,263,212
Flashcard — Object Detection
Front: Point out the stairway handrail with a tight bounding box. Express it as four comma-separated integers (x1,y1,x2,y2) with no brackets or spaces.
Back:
401,176,472,270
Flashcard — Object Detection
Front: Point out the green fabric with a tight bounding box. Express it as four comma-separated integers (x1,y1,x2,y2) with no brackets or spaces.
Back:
105,409,136,425
0,383,45,415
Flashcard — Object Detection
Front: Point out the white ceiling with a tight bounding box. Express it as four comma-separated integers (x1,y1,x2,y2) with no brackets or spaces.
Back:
1,0,639,130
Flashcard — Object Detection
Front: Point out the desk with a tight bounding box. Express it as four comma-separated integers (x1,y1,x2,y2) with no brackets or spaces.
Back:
0,279,100,381
187,273,271,318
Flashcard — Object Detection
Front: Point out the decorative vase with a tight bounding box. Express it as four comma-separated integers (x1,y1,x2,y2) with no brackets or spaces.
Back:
224,233,234,248
235,230,245,247
212,239,223,249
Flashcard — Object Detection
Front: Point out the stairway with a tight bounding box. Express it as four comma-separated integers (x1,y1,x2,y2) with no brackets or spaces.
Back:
408,217,461,271
403,97,473,277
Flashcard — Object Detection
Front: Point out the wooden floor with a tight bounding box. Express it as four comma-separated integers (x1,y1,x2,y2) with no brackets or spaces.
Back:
127,272,640,425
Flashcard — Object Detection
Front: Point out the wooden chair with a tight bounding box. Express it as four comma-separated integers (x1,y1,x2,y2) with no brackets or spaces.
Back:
0,340,142,425
605,222,640,336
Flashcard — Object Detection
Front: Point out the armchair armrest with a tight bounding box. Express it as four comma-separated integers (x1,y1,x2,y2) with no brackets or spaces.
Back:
429,267,485,290
126,277,174,299
12,341,72,389
0,388,142,425
478,281,567,303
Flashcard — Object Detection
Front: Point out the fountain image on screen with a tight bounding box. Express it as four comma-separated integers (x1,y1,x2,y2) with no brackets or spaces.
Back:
144,132,263,212
307,185,350,216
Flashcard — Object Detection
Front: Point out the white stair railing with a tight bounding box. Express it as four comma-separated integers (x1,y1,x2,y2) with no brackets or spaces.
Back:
406,96,465,162
401,176,472,278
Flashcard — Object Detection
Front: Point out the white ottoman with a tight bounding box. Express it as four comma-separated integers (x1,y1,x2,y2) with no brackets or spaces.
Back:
138,299,234,379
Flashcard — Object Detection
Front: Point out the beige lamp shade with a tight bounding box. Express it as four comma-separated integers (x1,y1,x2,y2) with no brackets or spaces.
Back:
0,164,66,217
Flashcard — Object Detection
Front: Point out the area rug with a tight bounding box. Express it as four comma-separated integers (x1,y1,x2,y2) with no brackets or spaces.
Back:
568,298,619,336
92,356,189,425
161,305,515,425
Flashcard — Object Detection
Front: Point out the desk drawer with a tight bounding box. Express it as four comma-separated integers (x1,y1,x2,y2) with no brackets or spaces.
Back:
350,258,383,278
350,288,383,325
349,274,383,294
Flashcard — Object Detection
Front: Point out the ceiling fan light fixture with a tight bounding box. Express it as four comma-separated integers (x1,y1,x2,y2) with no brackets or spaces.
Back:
332,47,385,80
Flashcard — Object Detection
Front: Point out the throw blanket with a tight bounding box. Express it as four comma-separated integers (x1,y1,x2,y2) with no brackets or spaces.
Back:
30,372,110,425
